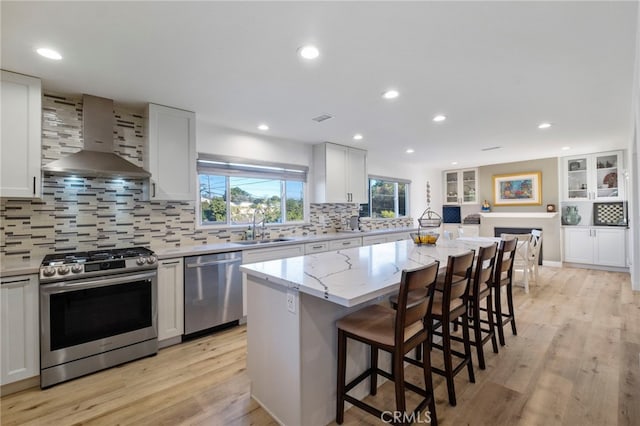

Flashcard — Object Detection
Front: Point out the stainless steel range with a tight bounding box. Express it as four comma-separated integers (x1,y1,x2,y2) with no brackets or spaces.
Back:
39,247,158,388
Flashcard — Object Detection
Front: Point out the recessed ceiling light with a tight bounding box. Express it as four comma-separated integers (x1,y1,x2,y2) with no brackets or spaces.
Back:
258,124,269,131
451,161,458,165
298,45,319,60
561,146,571,151
405,148,414,154
353,134,363,141
36,47,62,60
538,122,552,129
433,115,447,122
382,89,399,100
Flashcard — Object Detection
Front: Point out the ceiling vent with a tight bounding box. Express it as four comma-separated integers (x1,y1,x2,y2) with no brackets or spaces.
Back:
312,113,333,122
481,146,502,151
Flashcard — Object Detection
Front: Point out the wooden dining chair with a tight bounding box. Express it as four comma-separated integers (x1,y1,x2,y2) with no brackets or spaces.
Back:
430,250,475,406
336,262,440,425
500,233,532,293
458,243,499,370
492,238,518,346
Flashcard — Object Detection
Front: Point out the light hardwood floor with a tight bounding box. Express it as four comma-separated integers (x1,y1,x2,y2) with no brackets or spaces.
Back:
1,266,638,425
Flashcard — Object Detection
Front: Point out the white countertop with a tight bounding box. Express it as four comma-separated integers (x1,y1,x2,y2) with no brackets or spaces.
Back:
153,227,415,259
0,228,416,277
240,239,493,307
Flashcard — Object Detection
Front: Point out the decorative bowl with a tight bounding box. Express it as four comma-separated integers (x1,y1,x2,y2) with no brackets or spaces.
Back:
410,232,439,245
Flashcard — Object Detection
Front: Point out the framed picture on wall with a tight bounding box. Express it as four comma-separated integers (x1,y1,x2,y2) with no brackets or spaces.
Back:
493,172,542,206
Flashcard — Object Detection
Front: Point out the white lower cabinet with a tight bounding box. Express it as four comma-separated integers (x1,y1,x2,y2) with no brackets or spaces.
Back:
328,237,362,251
564,227,627,267
361,235,389,246
1,274,39,385
304,241,329,254
157,258,184,344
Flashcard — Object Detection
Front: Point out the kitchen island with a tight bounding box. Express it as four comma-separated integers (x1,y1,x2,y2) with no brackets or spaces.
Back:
240,239,478,426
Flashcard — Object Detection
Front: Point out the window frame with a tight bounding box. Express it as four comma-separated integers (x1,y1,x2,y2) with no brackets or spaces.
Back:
364,175,411,219
196,154,308,228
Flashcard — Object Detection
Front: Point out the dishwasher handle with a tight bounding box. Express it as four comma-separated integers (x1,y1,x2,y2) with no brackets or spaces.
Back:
185,258,241,268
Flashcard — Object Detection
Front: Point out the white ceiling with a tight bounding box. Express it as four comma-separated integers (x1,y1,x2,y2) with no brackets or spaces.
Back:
1,1,638,169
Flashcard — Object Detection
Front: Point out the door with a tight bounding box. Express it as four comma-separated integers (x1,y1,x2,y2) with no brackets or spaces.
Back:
565,156,589,200
347,148,367,203
1,71,42,198
158,258,184,341
593,152,622,200
563,227,593,263
461,169,477,203
594,228,626,267
325,144,348,202
444,171,459,204
1,275,39,385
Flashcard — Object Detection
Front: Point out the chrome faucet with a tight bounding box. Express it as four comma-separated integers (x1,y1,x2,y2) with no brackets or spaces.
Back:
252,207,266,240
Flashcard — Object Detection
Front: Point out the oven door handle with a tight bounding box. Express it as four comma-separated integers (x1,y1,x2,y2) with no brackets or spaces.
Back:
40,271,157,294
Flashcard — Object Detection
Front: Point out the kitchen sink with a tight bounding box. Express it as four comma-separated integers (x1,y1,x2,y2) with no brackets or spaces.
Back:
235,238,295,245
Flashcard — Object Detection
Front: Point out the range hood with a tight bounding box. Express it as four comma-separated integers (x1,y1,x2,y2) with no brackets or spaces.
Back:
42,94,151,179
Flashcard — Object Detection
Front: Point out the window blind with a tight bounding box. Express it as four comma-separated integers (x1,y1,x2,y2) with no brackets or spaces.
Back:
197,154,308,182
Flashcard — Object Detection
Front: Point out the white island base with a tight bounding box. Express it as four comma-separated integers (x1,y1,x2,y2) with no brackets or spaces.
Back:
247,275,392,426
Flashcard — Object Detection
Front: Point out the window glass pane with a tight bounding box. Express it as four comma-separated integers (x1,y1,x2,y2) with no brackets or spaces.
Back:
285,181,304,222
230,177,281,224
200,174,227,224
370,179,397,218
398,183,407,217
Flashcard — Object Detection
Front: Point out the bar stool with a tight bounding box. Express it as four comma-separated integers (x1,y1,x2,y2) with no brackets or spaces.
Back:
492,238,518,346
336,262,440,425
430,250,475,406
464,243,499,370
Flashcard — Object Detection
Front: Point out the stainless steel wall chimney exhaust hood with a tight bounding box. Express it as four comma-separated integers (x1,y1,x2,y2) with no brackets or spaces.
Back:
42,94,151,179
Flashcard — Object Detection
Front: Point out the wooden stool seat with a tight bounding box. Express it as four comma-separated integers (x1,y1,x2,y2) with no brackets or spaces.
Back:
492,238,518,346
336,304,424,347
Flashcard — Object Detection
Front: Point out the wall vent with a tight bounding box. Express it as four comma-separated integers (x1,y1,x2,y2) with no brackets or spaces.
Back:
312,114,333,122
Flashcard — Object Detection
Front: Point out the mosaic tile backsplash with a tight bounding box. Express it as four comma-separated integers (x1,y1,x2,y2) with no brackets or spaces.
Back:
0,93,413,262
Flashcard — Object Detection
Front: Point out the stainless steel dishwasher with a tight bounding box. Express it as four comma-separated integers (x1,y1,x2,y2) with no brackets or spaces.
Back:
184,251,243,336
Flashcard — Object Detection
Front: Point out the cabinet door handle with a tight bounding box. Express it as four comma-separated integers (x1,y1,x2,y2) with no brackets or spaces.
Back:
342,241,351,246
161,260,181,265
311,245,324,249
33,176,36,195
152,183,156,198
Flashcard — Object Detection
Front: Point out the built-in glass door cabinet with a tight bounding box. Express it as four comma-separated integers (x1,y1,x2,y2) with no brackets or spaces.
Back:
1,71,42,198
444,168,478,205
563,151,624,201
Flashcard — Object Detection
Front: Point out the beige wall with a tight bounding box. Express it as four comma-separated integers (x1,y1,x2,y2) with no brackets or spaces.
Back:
477,157,559,212
477,157,561,262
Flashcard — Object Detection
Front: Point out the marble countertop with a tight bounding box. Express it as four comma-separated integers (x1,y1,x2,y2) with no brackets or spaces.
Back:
0,227,416,277
153,227,415,259
240,239,489,307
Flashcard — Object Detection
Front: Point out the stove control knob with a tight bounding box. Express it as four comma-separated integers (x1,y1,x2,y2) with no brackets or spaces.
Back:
71,264,83,274
136,257,146,266
57,265,70,275
146,256,157,265
42,266,57,277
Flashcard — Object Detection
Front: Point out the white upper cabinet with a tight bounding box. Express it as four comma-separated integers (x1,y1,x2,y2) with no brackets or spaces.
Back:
146,104,196,201
562,151,624,201
443,168,478,205
1,70,42,198
313,142,367,204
